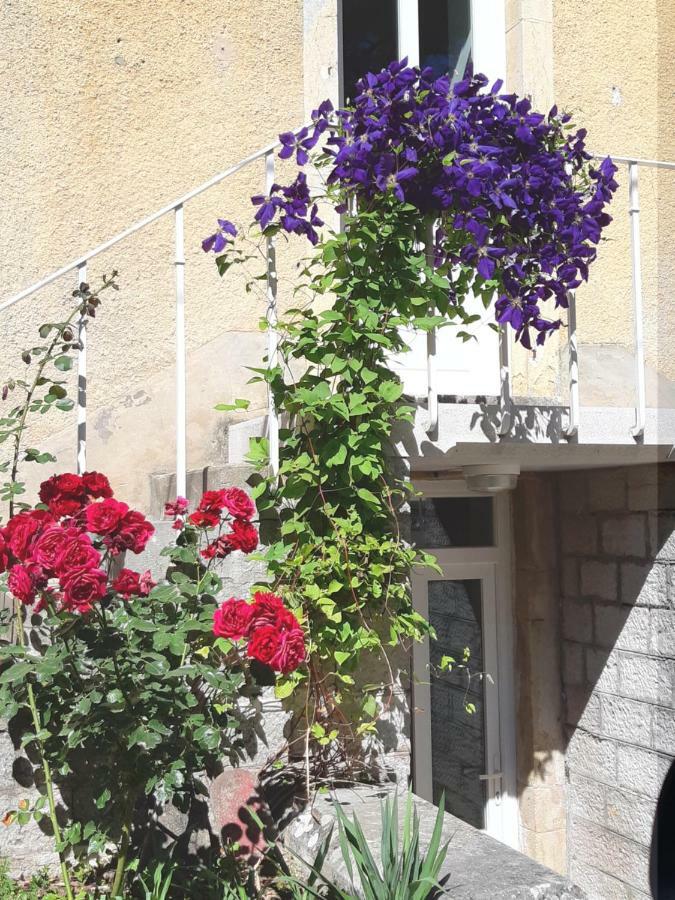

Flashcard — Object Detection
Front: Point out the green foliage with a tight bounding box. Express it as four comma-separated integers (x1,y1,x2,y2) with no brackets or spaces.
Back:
331,791,448,900
234,201,453,747
0,275,118,512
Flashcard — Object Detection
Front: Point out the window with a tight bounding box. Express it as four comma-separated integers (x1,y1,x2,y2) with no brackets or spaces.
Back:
410,495,494,548
341,0,472,102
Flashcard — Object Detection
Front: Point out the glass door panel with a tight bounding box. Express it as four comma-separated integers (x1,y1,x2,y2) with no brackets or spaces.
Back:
428,578,486,828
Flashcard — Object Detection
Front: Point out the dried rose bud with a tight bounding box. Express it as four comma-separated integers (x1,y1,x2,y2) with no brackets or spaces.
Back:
62,328,73,342
21,351,31,365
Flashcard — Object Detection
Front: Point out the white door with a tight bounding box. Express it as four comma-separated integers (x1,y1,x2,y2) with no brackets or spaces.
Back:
409,487,518,849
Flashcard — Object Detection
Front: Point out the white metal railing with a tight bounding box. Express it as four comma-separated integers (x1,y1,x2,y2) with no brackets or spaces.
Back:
495,154,675,442
0,132,303,496
2,148,673,493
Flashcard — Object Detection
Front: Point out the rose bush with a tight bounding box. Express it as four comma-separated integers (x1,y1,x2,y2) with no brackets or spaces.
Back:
0,471,305,897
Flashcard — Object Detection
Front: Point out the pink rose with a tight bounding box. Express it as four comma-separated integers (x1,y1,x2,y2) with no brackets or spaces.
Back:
110,510,154,555
8,564,37,604
32,525,72,572
221,488,255,522
164,496,189,518
274,629,306,674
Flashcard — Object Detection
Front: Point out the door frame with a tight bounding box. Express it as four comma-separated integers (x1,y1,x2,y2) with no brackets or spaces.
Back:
410,482,519,849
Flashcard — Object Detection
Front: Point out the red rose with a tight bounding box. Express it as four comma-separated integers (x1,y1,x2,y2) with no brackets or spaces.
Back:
225,519,258,554
274,629,306,674
213,598,253,641
249,592,298,632
199,490,227,512
188,509,220,529
164,496,189,518
60,567,107,612
53,533,100,575
3,510,53,561
8,564,37,604
32,525,72,572
39,474,87,517
0,533,9,574
85,498,129,535
82,471,113,499
221,488,255,522
247,625,282,667
112,568,154,599
110,510,154,555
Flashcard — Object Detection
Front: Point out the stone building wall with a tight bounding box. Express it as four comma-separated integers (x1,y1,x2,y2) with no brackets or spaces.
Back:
556,463,675,899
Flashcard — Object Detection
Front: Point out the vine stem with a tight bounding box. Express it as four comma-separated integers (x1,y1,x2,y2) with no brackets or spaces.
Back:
15,604,74,900
110,797,135,898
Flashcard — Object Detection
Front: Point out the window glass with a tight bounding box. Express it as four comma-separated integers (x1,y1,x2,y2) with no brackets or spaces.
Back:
411,496,494,547
419,0,472,81
428,578,486,828
342,0,398,102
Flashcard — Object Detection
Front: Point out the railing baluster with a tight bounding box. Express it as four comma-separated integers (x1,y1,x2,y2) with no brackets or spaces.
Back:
174,203,187,498
497,326,512,436
628,161,646,439
265,151,280,482
76,263,87,474
424,220,438,436
564,290,579,438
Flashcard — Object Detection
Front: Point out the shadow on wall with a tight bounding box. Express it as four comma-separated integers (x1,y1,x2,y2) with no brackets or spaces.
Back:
514,463,675,895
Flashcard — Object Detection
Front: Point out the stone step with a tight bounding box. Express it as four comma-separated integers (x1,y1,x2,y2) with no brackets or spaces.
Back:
148,462,259,520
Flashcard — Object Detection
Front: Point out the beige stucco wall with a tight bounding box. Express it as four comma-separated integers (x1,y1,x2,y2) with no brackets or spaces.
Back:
1,0,307,510
507,0,674,404
2,0,673,511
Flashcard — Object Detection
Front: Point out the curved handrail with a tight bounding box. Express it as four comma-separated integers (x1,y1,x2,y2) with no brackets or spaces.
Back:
0,131,306,313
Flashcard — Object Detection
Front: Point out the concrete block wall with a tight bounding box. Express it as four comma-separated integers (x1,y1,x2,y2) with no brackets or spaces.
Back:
556,463,675,900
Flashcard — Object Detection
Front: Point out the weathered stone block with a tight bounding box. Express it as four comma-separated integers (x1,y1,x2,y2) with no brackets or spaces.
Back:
585,647,619,694
562,515,598,557
652,705,675,754
566,729,617,785
580,560,618,602
566,689,601,732
568,773,605,826
588,468,627,512
558,470,588,515
563,600,593,644
563,641,584,686
601,516,647,559
621,561,670,608
569,859,651,900
616,743,667,800
651,609,675,658
618,653,674,706
568,815,650,893
649,512,675,562
562,558,579,598
519,784,567,833
605,784,657,845
594,604,651,654
627,464,675,513
599,695,652,748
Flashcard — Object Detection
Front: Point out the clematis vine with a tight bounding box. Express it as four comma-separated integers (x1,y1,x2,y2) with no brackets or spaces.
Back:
204,59,617,348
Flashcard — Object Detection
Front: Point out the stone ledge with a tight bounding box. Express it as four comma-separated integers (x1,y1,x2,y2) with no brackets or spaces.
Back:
284,786,585,899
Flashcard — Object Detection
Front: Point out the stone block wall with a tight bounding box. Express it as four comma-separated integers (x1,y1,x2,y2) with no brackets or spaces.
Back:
556,463,675,899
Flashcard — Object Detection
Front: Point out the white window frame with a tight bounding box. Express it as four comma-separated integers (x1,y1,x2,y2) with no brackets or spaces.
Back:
396,0,506,83
410,482,519,850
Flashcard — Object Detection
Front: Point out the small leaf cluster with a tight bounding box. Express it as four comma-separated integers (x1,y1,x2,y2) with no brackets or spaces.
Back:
0,274,118,509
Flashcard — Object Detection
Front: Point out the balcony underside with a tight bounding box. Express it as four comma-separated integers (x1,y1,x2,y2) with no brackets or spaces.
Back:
396,401,675,473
